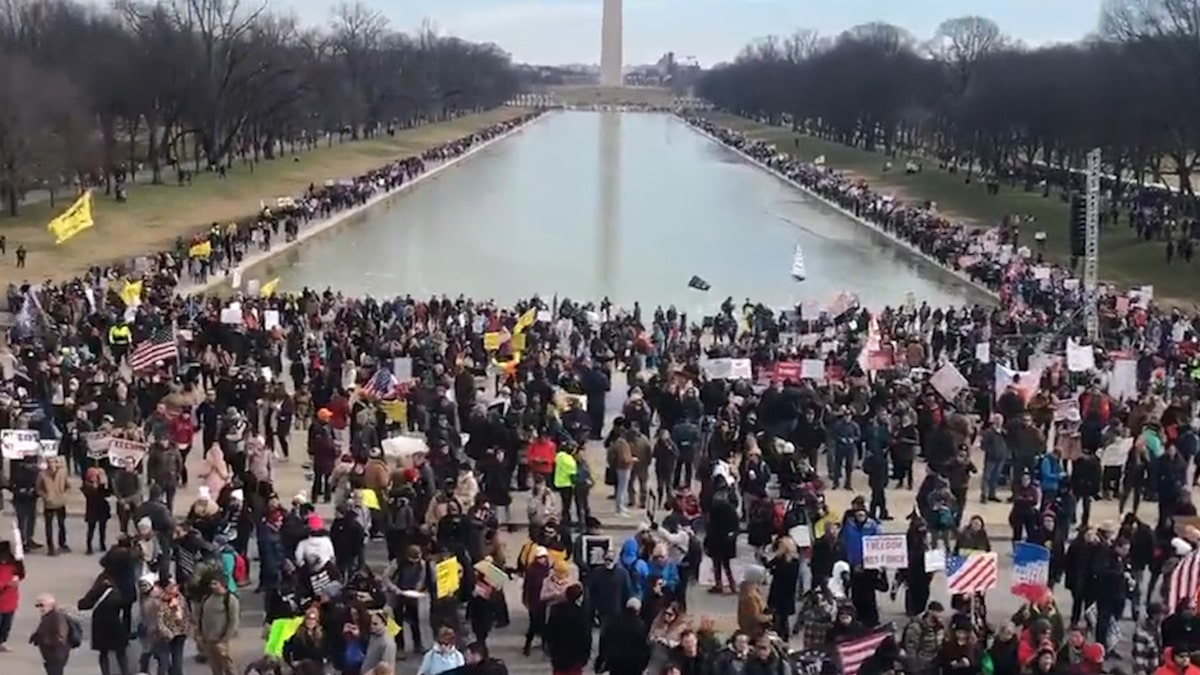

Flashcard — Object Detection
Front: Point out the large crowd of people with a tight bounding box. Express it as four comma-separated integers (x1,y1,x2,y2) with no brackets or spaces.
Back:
3,108,1200,675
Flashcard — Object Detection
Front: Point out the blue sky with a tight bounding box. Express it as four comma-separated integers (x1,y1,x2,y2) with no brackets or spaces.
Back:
282,0,1107,66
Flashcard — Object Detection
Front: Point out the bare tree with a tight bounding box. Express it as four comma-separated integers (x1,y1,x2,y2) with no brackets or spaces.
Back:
0,55,90,215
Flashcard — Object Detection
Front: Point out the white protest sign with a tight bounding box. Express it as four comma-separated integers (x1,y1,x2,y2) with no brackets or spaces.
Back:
1101,438,1133,468
974,342,990,363
38,440,59,458
1,429,40,459
263,310,281,331
924,548,947,572
220,306,243,325
382,435,428,461
787,524,812,548
704,358,733,379
1065,339,1095,372
393,357,415,383
1107,359,1138,402
800,359,827,382
930,363,969,402
728,358,752,380
862,534,908,569
107,438,147,469
84,432,111,459
536,310,552,323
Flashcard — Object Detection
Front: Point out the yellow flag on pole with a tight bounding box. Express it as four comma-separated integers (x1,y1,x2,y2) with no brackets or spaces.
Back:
46,190,94,244
514,308,536,334
259,278,280,297
119,280,143,307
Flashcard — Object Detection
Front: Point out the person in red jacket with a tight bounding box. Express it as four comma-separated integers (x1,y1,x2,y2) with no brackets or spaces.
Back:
0,541,24,651
1156,647,1200,675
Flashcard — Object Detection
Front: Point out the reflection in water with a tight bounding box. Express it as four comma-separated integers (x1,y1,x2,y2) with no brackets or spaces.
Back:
597,113,621,297
271,112,993,311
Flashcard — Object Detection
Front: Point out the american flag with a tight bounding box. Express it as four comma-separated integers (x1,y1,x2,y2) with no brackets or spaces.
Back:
128,324,178,371
360,368,400,399
946,551,999,596
1168,551,1200,613
834,629,891,675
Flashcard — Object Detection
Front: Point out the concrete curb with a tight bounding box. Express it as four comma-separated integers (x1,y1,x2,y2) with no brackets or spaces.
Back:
176,111,553,297
683,118,1001,303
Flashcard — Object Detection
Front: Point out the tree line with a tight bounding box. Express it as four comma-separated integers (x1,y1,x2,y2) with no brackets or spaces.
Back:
0,0,521,215
696,0,1200,198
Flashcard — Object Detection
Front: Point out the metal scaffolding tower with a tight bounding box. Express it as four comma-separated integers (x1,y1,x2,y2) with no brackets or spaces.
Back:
1083,148,1101,342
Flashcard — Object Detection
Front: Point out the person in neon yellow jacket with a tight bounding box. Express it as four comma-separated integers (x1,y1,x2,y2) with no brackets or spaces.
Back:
553,445,579,526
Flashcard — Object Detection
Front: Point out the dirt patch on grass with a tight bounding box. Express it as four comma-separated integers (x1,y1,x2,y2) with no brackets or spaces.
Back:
0,108,531,285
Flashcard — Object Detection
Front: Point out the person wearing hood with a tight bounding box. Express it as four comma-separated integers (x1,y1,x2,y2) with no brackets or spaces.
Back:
295,518,340,603
78,572,130,675
934,613,981,675
595,597,649,675
544,584,591,675
256,510,285,594
521,546,553,656
618,531,651,598
704,480,739,593
330,502,366,575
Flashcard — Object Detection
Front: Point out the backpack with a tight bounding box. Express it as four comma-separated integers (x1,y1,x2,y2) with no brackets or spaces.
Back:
232,553,250,587
66,614,83,649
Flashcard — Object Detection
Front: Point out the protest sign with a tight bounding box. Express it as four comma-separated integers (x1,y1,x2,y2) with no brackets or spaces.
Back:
435,557,462,598
1,429,40,459
84,432,111,459
1011,543,1051,600
862,534,908,569
107,438,147,469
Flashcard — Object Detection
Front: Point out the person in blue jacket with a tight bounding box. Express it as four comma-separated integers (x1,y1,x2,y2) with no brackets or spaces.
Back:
644,544,680,595
1039,447,1066,510
840,506,879,567
619,534,650,598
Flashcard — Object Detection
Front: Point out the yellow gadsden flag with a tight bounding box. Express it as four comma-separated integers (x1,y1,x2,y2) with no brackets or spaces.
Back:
259,278,280,297
47,190,94,244
119,279,143,307
188,240,212,259
513,307,536,334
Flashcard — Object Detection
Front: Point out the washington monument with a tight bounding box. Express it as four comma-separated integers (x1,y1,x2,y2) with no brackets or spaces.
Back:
600,0,622,86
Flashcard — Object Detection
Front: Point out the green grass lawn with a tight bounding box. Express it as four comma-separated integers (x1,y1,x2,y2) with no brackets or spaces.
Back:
702,112,1200,305
1,108,532,285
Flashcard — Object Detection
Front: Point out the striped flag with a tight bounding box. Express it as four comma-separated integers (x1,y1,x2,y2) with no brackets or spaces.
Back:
946,551,999,596
360,368,400,400
1168,551,1200,613
128,324,179,371
834,629,890,675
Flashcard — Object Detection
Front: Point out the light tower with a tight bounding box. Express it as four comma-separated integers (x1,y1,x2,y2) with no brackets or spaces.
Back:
600,0,622,87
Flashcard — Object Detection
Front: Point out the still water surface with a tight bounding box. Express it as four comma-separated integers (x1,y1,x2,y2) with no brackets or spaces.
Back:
275,112,992,312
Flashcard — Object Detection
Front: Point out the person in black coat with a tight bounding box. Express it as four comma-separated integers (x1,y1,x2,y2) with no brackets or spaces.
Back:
704,486,740,593
1065,528,1099,625
1071,450,1102,528
765,539,801,636
77,573,130,675
595,599,650,675
545,584,592,672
